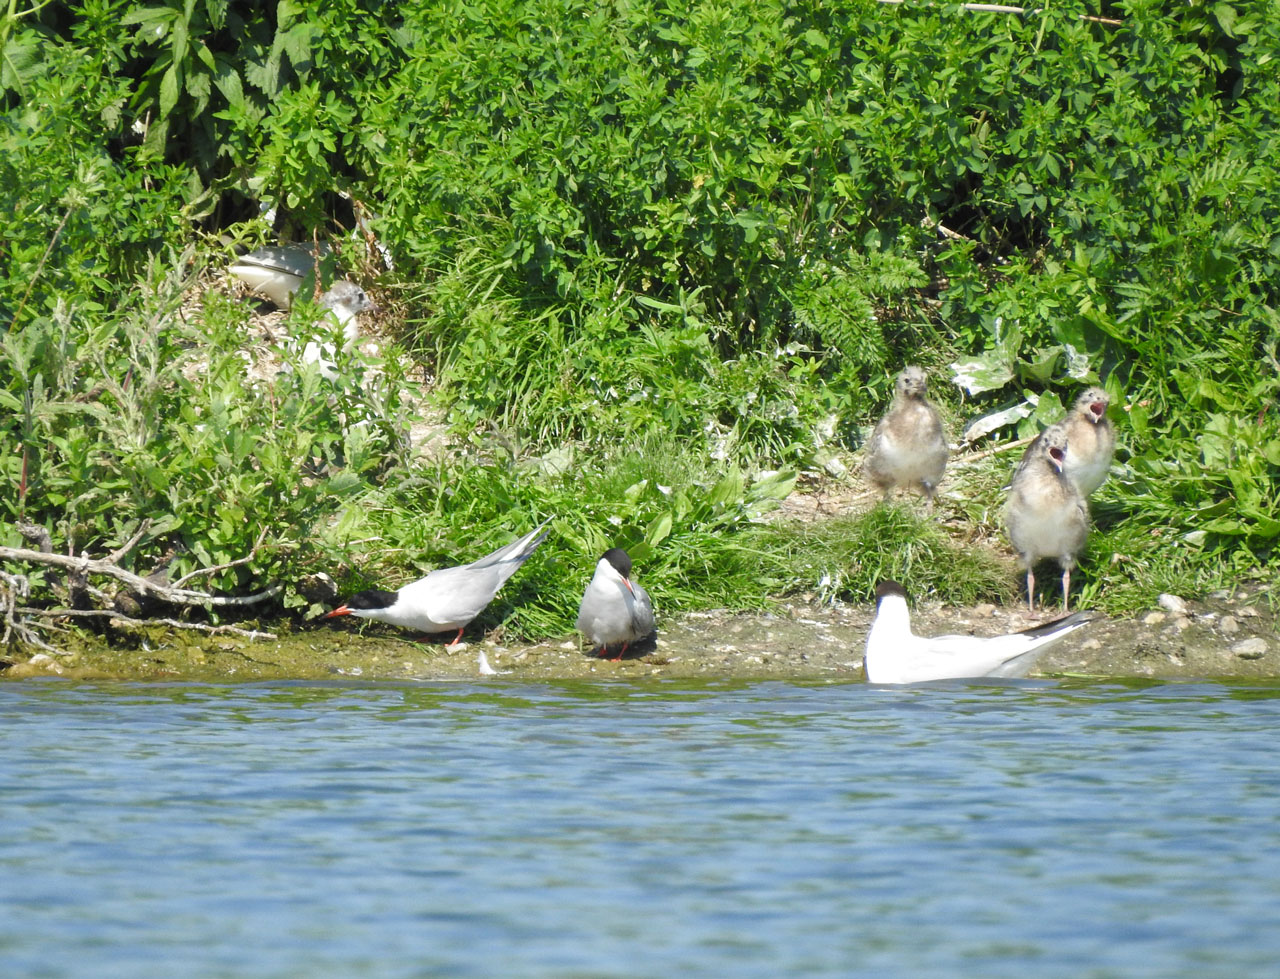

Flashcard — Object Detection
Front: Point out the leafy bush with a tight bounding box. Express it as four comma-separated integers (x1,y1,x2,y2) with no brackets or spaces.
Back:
1,247,417,606
3,0,1277,645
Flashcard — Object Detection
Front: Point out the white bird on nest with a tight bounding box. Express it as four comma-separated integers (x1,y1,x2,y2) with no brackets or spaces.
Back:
228,243,334,308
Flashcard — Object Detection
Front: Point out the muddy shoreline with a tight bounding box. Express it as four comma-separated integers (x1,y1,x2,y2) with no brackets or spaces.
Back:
5,583,1275,683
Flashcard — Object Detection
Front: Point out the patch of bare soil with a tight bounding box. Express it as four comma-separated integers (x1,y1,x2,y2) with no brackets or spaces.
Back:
6,583,1274,683
6,464,1276,683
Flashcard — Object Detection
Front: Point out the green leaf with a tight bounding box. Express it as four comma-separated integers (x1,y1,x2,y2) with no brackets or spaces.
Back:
950,352,1014,396
708,470,744,508
1018,346,1062,384
278,24,315,70
1213,3,1239,36
171,13,189,65
195,41,216,73
804,29,828,50
748,469,796,503
159,63,182,117
645,511,673,547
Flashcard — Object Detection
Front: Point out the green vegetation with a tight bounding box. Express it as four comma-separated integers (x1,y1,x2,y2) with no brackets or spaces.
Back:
2,0,1277,653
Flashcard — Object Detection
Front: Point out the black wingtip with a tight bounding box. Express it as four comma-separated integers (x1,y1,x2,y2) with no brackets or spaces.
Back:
1017,609,1097,638
875,580,909,604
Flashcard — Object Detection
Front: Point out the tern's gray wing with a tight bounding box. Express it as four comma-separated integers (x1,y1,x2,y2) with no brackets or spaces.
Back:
236,243,330,278
629,581,656,638
229,243,331,308
412,562,511,628
394,518,553,630
468,517,553,577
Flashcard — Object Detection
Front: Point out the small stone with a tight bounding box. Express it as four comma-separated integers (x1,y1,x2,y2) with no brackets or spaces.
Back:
1237,607,1260,618
1170,616,1191,632
1143,611,1166,626
1219,615,1240,635
297,572,339,605
974,604,997,618
1081,638,1102,650
1158,593,1188,615
1231,638,1269,660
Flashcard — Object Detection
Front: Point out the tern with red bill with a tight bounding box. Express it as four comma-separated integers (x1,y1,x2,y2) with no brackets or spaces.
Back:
865,580,1095,684
323,517,553,645
576,548,655,660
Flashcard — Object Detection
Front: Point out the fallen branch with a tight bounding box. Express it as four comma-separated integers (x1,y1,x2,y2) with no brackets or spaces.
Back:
0,570,41,649
0,545,281,607
952,434,1035,466
16,607,277,641
922,215,974,242
171,527,269,588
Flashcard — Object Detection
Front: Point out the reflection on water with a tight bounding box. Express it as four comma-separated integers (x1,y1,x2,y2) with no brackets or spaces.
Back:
3,678,1280,977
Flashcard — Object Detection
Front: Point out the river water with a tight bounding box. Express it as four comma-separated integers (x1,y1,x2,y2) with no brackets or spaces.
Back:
3,677,1279,977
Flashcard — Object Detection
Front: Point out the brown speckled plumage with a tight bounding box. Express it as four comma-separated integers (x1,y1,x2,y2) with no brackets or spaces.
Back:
1006,424,1089,611
864,366,949,510
1057,386,1115,497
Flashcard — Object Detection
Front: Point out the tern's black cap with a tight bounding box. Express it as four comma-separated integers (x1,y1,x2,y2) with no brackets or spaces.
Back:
602,548,633,578
342,588,400,610
874,580,908,604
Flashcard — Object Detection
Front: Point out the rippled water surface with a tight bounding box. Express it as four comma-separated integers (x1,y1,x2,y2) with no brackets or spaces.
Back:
4,677,1280,977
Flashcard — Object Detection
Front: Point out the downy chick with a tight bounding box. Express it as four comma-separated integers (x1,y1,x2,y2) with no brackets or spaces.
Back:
1006,423,1089,611
864,366,949,510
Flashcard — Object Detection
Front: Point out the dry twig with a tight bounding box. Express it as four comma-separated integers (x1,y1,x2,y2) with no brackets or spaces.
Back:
0,545,281,607
16,607,277,641
951,435,1036,467
171,527,270,588
0,541,281,653
105,520,151,565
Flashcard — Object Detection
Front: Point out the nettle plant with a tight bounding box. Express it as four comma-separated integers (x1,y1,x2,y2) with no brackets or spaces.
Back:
2,252,417,609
